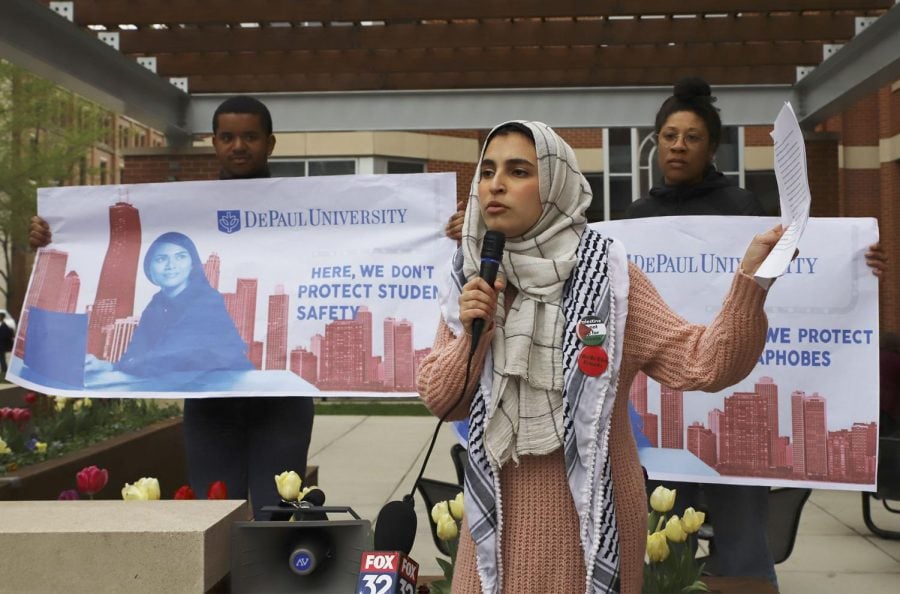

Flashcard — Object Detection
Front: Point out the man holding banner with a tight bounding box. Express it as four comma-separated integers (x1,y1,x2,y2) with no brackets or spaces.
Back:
30,96,315,519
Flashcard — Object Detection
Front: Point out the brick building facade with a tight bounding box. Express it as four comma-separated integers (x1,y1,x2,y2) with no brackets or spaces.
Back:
121,82,900,332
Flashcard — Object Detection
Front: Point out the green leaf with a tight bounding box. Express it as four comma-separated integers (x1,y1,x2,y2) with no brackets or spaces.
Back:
435,557,454,580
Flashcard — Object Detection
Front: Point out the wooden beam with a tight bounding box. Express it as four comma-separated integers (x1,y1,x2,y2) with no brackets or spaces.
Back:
46,0,893,27
185,66,796,93
152,44,823,77
117,14,856,54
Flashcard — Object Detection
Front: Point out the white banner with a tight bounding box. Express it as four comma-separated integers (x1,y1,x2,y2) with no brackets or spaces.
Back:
9,174,456,399
594,216,879,491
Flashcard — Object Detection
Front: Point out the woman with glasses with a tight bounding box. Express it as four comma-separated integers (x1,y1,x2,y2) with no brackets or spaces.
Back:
625,78,883,586
627,78,763,217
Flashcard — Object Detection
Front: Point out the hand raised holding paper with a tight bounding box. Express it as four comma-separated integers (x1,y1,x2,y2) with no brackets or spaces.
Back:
741,224,795,278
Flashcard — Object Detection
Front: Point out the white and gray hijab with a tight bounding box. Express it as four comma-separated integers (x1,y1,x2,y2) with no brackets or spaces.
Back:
444,120,629,593
460,120,589,466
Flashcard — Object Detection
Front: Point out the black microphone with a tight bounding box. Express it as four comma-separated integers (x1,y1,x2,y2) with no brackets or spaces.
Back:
470,230,506,353
357,497,419,593
374,496,417,555
300,487,326,507
297,487,328,521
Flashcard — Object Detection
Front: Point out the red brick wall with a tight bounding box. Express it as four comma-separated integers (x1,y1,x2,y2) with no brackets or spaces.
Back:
806,135,839,218
122,153,219,184
555,128,603,148
839,169,881,218
428,160,476,207
745,126,773,146
881,160,900,332
841,93,880,146
819,84,899,333
889,86,900,137
425,130,481,139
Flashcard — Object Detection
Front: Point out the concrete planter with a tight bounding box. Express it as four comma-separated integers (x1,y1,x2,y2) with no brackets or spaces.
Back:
0,416,187,501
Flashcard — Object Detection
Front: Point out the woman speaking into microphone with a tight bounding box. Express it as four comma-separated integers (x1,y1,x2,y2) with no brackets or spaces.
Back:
417,120,784,594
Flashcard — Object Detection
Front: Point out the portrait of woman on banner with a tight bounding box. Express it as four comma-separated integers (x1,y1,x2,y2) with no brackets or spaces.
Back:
84,231,253,376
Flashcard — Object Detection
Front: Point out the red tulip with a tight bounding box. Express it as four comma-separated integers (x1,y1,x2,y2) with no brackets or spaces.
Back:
76,465,109,496
206,480,228,500
11,408,31,425
24,392,38,405
173,485,196,500
0,407,10,420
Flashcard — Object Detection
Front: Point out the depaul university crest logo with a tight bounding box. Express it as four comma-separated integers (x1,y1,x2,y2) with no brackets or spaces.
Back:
217,210,241,234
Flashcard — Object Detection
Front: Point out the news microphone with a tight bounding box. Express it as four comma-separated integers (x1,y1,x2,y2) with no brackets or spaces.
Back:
356,551,418,594
470,230,506,353
357,496,419,593
374,496,417,555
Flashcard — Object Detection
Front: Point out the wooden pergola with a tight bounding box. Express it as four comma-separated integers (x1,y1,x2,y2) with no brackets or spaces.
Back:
35,0,893,92
2,1,896,138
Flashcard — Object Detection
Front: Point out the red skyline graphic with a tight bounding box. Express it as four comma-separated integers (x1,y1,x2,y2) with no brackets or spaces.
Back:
14,248,73,357
265,288,289,370
19,203,430,393
86,202,142,356
630,372,877,483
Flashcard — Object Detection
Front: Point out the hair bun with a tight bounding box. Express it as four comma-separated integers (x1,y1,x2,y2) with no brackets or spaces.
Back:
673,77,715,104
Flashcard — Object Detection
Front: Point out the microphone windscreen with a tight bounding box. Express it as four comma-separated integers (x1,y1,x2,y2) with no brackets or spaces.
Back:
301,487,326,507
374,500,417,554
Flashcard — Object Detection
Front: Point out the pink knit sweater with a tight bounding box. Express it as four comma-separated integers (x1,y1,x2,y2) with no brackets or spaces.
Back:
417,263,768,594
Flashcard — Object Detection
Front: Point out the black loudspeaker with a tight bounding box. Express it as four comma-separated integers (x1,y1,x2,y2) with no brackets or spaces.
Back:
231,519,371,593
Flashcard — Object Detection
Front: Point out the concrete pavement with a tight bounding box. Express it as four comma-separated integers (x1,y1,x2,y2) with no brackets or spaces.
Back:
308,413,900,590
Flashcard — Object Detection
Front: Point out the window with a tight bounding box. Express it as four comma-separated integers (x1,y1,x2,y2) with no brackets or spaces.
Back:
269,159,357,177
386,160,425,174
308,160,355,176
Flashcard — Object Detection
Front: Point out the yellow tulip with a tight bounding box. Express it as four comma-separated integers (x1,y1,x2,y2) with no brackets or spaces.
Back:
681,507,706,534
274,470,302,501
135,477,161,500
122,482,149,500
664,515,688,543
646,531,670,562
82,398,92,408
436,515,459,541
449,492,464,521
54,397,67,412
0,438,11,455
649,486,676,513
431,500,450,525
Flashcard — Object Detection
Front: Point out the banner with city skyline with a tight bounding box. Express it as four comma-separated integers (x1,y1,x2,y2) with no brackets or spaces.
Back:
594,216,879,490
8,173,456,398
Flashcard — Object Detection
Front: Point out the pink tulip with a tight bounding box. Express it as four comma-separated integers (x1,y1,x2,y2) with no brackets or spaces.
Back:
57,489,80,501
76,465,109,496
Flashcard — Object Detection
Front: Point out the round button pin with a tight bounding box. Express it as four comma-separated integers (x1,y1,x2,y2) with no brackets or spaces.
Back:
578,345,609,377
576,316,607,346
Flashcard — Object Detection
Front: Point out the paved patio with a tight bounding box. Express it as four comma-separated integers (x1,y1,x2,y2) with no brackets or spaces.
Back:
308,414,900,592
